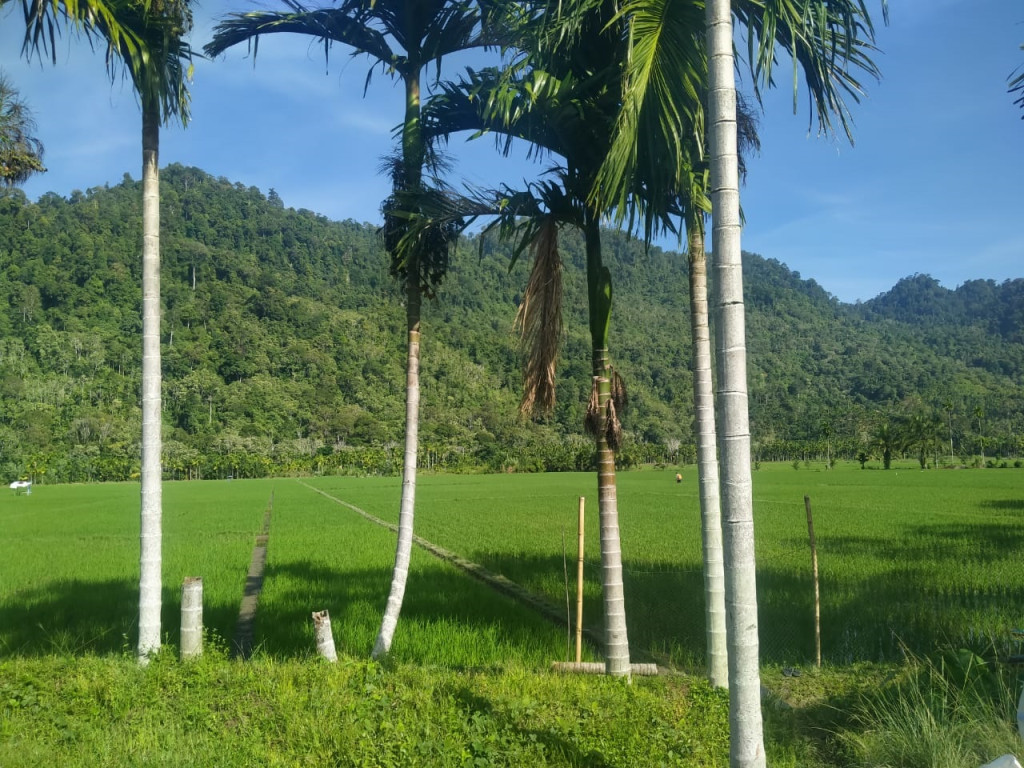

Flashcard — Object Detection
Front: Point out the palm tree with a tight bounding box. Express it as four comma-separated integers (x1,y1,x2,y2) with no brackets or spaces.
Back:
906,411,942,469
704,2,765,761
420,6,640,674
872,419,900,470
0,73,45,185
18,0,194,661
588,1,884,757
206,0,495,660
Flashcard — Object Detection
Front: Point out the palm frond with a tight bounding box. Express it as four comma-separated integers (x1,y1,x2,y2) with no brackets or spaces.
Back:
594,0,705,242
515,216,562,417
205,1,393,73
0,73,46,186
20,0,147,70
735,0,887,143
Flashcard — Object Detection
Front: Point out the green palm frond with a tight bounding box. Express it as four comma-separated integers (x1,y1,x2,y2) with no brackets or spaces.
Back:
111,0,195,127
205,1,393,78
595,0,705,240
0,73,46,186
735,0,887,142
19,0,148,71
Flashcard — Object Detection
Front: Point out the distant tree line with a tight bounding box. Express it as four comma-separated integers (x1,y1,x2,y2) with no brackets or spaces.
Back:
0,166,1020,483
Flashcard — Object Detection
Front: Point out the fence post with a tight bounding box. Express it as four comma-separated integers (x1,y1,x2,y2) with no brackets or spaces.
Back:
576,496,585,664
804,496,821,667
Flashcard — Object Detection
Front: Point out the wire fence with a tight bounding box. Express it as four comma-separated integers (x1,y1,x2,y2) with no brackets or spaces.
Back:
573,561,1024,671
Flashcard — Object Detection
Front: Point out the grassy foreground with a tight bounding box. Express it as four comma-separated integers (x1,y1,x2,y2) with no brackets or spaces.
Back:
0,651,733,767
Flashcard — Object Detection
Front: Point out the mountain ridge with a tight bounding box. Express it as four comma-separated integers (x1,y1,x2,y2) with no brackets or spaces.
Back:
0,164,1019,482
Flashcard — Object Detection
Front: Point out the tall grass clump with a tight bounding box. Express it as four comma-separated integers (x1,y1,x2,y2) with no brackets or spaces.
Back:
841,646,1023,768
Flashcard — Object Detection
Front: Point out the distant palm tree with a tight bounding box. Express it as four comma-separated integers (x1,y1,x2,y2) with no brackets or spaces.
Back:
19,0,195,661
872,420,901,470
0,73,45,185
206,0,497,660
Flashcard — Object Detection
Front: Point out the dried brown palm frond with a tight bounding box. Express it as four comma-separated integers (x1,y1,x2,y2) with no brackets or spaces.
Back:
515,217,563,416
605,397,623,452
584,376,602,438
610,368,628,416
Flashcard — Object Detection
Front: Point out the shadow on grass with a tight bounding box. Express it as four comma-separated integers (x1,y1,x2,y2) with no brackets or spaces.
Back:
466,524,1024,669
979,499,1024,512
451,686,612,767
254,558,566,663
0,579,239,657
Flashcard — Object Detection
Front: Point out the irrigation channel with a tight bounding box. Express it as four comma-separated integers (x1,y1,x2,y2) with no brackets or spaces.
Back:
226,480,633,665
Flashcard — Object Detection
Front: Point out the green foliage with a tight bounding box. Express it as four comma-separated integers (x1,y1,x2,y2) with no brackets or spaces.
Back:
0,166,1021,482
0,652,736,767
841,646,1023,768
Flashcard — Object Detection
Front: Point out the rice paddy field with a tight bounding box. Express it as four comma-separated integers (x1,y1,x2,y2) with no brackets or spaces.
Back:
2,462,1021,669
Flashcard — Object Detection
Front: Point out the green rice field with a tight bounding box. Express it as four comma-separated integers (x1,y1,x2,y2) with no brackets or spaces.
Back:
2,463,1022,669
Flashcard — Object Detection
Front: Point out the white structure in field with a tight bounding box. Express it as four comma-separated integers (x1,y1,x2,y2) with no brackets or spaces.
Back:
9,481,31,494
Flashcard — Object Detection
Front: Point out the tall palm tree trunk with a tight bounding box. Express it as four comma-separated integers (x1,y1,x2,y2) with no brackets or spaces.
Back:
687,220,727,689
706,1,765,765
584,215,630,678
373,72,423,659
373,278,420,659
138,102,162,660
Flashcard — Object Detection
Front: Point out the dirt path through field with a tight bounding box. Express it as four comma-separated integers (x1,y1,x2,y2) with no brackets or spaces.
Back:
296,480,605,651
232,492,273,659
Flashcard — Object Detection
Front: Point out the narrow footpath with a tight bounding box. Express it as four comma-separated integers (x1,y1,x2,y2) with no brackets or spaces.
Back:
233,492,273,659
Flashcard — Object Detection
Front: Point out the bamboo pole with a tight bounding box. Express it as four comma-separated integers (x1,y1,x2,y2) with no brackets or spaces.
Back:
576,496,585,664
804,496,821,667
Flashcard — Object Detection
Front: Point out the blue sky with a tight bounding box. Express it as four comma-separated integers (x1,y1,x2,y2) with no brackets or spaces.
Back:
1,0,1021,303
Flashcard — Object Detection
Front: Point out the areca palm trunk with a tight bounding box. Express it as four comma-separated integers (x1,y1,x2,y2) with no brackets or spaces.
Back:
138,100,162,660
687,218,727,689
584,214,630,678
373,73,423,660
706,0,765,765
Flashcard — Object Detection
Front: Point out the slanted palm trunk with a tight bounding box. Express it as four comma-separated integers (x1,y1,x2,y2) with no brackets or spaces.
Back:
373,73,423,660
706,0,765,765
373,277,420,659
584,214,630,678
687,220,727,689
138,102,162,660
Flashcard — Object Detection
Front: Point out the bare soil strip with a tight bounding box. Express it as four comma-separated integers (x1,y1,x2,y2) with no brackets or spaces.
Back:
297,481,605,652
233,492,273,659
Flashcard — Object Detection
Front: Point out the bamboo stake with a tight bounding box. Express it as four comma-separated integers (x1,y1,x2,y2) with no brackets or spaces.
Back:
804,495,821,667
576,496,585,664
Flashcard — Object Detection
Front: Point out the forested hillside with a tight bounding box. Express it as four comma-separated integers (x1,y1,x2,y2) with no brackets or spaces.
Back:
0,165,1020,482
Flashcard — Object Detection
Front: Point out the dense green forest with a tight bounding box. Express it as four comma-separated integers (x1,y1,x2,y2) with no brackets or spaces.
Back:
0,165,1020,482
